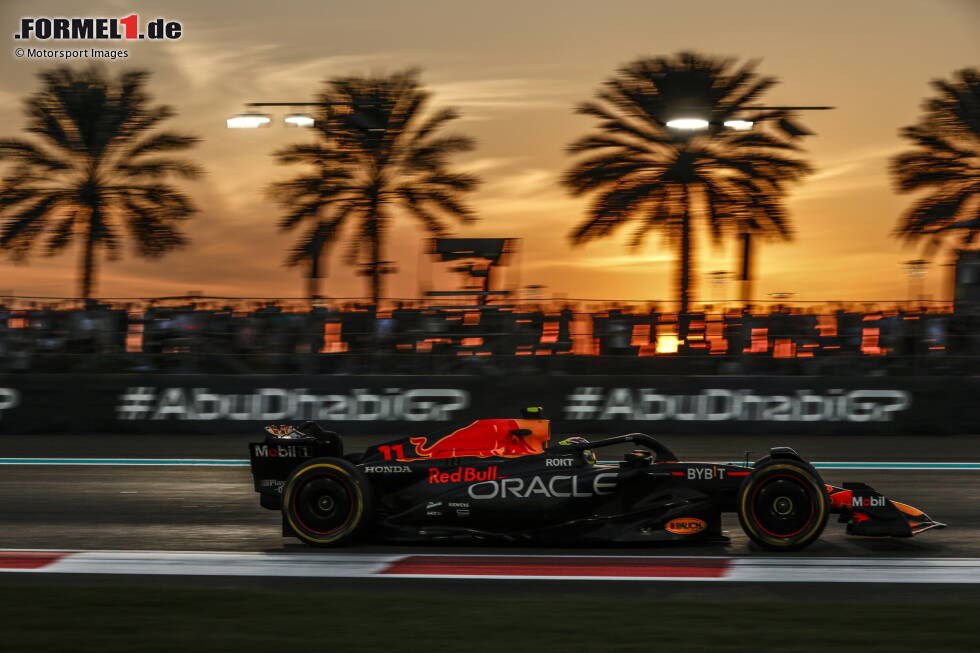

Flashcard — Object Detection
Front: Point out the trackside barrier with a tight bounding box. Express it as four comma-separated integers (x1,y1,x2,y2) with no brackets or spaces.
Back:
0,374,976,436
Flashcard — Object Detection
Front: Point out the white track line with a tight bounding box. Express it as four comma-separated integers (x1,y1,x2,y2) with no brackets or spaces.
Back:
48,552,403,578
727,557,980,584
2,551,978,583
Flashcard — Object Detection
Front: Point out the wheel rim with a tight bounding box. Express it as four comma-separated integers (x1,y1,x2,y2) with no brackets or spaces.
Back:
291,475,354,536
749,473,816,539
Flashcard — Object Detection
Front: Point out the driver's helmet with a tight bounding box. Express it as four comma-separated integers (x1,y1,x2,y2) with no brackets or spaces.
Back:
558,436,596,464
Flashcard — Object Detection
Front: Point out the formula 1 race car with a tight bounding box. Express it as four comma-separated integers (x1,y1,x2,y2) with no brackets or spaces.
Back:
248,408,945,551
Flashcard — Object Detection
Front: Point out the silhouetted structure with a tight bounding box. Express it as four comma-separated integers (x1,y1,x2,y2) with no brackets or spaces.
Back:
954,250,980,315
423,238,519,305
0,296,975,376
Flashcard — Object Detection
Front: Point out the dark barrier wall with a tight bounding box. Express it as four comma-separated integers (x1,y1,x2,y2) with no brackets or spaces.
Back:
0,374,972,436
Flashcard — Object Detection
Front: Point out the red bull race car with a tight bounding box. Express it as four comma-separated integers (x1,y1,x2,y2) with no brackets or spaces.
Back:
248,407,945,551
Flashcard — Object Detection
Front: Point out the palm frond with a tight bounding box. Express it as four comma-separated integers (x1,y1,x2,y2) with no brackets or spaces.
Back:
124,132,200,160
0,139,72,171
115,158,203,179
411,107,460,145
0,192,64,259
892,67,980,246
120,198,188,257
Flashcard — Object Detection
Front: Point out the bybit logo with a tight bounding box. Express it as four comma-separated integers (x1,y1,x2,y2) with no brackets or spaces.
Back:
14,15,183,41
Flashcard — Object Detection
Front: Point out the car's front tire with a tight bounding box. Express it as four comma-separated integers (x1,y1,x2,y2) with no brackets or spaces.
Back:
737,458,829,551
281,457,373,547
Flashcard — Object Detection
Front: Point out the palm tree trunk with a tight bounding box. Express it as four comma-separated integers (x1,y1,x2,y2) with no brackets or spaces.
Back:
367,201,383,306
370,232,382,306
738,231,753,308
79,209,98,300
678,185,692,341
307,250,321,306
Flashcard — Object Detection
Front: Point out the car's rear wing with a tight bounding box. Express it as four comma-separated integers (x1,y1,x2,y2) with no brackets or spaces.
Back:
249,422,344,503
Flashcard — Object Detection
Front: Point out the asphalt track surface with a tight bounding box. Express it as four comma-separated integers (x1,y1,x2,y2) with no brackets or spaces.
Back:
1,432,979,598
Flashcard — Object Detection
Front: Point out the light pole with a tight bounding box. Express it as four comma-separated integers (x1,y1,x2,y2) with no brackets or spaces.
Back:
903,259,929,310
768,292,796,302
525,284,546,301
226,102,384,130
708,270,732,307
665,106,835,132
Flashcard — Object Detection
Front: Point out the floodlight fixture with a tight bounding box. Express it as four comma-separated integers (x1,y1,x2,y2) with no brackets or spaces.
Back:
665,118,710,130
284,113,315,128
226,113,272,129
723,119,754,131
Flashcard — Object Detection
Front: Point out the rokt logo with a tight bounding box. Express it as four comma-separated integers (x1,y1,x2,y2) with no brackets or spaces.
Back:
545,458,575,467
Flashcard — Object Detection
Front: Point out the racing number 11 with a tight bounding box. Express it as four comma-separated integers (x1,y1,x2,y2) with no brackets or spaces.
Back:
378,444,406,461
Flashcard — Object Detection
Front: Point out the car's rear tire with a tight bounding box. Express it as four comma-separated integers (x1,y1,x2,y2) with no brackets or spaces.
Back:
737,459,829,551
281,457,373,547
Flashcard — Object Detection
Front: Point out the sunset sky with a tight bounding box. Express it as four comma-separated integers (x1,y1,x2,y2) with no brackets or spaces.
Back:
1,0,978,304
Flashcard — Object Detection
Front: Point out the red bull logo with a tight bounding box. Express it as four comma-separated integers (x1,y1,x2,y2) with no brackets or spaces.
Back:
405,419,550,460
428,466,499,484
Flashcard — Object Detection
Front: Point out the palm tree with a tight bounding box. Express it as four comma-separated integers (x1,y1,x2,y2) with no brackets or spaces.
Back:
269,69,480,304
0,66,201,298
564,52,812,320
892,68,980,254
